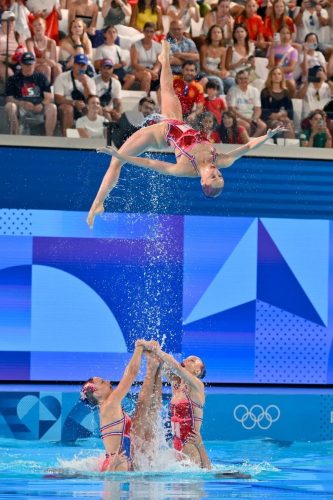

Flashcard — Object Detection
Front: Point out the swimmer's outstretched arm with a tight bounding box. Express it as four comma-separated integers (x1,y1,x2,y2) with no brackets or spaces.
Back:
111,341,145,404
217,126,285,169
97,146,176,175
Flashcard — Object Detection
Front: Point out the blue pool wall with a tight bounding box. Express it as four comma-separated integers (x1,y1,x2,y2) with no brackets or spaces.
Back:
1,145,333,219
0,387,332,443
1,142,333,442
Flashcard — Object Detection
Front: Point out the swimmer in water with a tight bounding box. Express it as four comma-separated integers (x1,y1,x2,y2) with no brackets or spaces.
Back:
80,341,163,472
138,339,210,469
87,40,284,228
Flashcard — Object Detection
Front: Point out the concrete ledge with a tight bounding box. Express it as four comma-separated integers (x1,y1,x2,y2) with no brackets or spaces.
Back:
1,134,333,160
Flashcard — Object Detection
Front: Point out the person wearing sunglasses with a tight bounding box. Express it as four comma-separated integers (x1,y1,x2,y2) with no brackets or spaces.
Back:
297,64,333,118
294,0,328,43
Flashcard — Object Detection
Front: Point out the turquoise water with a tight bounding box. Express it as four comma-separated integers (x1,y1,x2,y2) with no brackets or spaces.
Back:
0,438,332,499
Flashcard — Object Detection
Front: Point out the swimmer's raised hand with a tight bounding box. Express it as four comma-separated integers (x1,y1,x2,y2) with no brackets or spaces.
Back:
136,339,160,351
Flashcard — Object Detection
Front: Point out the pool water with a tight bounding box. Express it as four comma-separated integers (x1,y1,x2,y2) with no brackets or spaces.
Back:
0,438,332,499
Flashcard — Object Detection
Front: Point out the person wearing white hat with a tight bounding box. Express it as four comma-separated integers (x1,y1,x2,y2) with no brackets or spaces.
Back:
0,10,25,82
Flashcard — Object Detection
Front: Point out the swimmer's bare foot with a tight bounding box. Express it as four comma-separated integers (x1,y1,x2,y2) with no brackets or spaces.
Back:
158,40,170,65
97,146,114,157
87,201,104,229
97,146,124,160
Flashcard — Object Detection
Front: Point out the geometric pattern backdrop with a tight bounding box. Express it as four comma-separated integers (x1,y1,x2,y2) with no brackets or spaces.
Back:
0,209,332,383
0,391,332,442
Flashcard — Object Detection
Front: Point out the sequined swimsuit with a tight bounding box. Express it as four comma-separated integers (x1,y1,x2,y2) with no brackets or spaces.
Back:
170,389,203,452
164,119,217,175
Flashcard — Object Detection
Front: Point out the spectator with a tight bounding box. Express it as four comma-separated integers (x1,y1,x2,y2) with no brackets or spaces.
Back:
261,66,295,138
196,111,221,142
111,96,156,147
295,0,329,43
129,0,163,33
94,58,122,122
68,0,98,37
166,20,199,75
54,53,96,135
130,22,161,93
263,0,295,43
203,0,235,42
173,60,205,124
76,95,106,138
301,109,332,147
235,0,265,48
0,11,25,83
93,25,135,89
225,23,255,78
297,32,326,81
267,25,298,96
200,24,234,94
59,18,93,72
102,0,132,28
26,0,62,43
166,0,200,34
204,79,227,124
227,69,267,136
297,65,333,117
60,0,75,7
5,51,57,135
26,16,61,84
216,110,250,143
0,0,7,22
10,0,31,40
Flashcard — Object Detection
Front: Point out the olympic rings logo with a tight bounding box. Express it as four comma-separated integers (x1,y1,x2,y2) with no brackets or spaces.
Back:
233,404,281,430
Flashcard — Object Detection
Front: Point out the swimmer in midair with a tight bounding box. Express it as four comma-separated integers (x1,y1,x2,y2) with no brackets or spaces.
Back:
87,40,284,228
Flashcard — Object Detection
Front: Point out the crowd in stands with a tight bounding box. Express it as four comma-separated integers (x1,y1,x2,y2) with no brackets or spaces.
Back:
1,0,333,147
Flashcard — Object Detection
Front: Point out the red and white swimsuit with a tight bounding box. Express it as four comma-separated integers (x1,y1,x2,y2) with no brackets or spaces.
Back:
170,390,203,452
164,119,217,175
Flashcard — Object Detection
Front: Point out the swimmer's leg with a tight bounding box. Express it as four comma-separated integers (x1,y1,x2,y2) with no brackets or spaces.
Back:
87,124,162,228
158,41,183,121
131,353,161,467
144,359,163,443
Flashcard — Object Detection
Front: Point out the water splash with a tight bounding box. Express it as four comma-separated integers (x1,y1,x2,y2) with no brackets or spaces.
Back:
141,114,166,128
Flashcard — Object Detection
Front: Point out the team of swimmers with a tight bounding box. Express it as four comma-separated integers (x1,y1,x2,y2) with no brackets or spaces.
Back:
83,40,283,471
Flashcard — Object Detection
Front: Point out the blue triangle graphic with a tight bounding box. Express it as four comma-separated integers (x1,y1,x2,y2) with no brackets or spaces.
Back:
261,218,329,326
183,217,255,319
184,220,257,325
39,420,55,438
39,401,57,421
257,221,324,325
